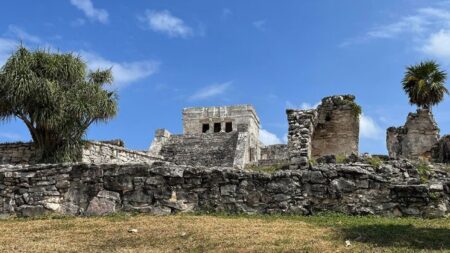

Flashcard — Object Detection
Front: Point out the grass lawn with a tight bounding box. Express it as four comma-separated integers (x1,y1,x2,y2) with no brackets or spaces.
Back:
0,213,448,252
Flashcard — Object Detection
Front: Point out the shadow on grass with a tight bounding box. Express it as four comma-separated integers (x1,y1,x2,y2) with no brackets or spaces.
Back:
341,224,450,250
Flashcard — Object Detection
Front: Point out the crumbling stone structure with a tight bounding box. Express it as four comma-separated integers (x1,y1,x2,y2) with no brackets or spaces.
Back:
150,105,262,168
431,135,450,163
259,144,289,166
287,95,360,169
0,161,448,218
0,141,159,165
387,109,440,160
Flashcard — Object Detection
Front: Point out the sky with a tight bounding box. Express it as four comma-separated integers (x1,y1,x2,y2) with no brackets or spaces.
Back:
1,0,450,154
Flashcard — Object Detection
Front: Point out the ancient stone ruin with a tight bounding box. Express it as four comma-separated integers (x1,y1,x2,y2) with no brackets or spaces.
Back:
1,94,449,218
0,141,158,165
149,105,287,168
286,95,360,169
387,109,440,160
0,161,448,218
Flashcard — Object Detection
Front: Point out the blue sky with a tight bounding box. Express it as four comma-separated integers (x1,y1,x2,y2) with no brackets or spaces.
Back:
1,0,450,154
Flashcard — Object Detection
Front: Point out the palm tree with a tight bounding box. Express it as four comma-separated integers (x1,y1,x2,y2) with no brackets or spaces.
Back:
402,60,448,110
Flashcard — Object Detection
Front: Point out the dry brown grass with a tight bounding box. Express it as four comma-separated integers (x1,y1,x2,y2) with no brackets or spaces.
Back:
0,213,448,252
0,214,339,253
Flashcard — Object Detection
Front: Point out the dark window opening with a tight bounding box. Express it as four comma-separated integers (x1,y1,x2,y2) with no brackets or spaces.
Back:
225,122,233,132
214,123,221,133
202,124,210,133
325,113,332,121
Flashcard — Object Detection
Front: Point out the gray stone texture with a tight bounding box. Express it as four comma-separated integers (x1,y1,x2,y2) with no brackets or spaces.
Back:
157,132,239,167
287,95,360,169
0,141,160,165
259,144,289,166
387,109,440,160
431,135,450,163
150,105,262,168
311,95,359,158
1,161,448,218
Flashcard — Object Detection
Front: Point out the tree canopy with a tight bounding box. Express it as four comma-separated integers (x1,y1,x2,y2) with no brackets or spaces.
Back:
0,46,118,162
402,60,448,110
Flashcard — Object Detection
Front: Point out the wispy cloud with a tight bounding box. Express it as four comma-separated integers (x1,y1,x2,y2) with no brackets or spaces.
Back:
7,25,41,43
259,129,283,145
359,114,383,140
0,38,17,65
222,8,232,19
422,29,450,59
341,5,450,50
70,0,109,24
138,10,193,38
80,51,160,89
188,81,232,101
253,20,267,31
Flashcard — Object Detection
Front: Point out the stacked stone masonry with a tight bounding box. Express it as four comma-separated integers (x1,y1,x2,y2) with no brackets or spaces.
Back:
150,105,262,168
156,132,239,167
431,135,450,163
259,144,289,166
0,161,448,218
287,95,360,169
387,109,440,160
287,109,317,169
0,142,160,165
311,95,359,158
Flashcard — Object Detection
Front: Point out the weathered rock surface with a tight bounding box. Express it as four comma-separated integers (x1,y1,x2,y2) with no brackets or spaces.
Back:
387,109,440,160
1,161,449,218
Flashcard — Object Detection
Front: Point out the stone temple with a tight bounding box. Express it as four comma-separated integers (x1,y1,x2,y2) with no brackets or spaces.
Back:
1,94,450,218
149,105,263,168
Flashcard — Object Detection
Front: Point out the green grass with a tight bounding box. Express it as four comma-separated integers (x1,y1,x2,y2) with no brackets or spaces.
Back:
365,156,383,168
417,162,432,184
0,213,448,252
246,164,287,173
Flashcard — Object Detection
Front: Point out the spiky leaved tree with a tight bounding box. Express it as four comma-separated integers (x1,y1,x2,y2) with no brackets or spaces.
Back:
0,47,118,163
402,60,448,110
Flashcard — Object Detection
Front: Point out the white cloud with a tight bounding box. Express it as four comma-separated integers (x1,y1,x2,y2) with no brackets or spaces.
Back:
253,20,267,31
70,0,109,24
7,25,41,43
342,6,450,47
188,81,232,101
282,133,288,143
0,38,17,65
259,129,283,145
422,29,450,60
139,10,193,38
80,51,160,88
359,114,383,140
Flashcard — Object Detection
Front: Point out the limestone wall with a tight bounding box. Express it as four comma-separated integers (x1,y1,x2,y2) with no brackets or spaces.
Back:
387,109,440,159
286,109,317,169
0,143,36,164
259,144,289,166
431,135,450,163
0,161,448,218
157,132,240,167
0,141,159,165
311,95,359,158
82,142,159,164
286,95,360,169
